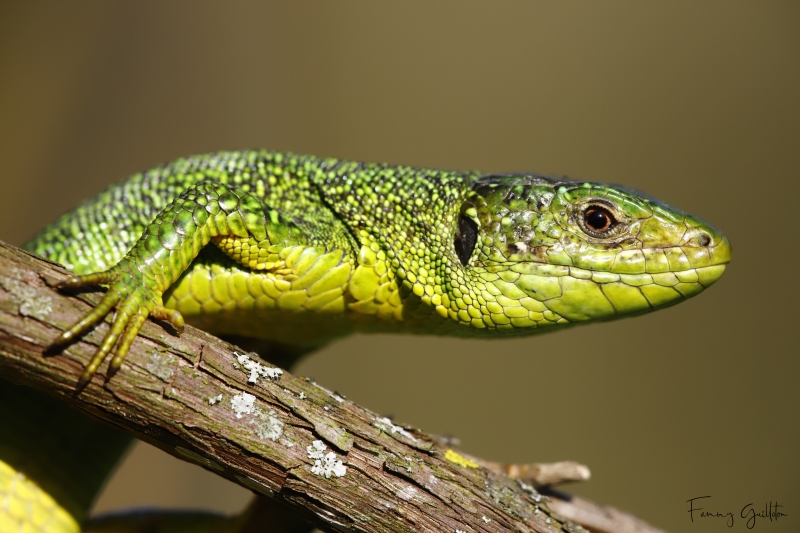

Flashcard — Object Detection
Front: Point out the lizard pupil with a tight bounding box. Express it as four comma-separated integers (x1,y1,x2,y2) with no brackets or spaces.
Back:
454,214,478,266
584,207,613,233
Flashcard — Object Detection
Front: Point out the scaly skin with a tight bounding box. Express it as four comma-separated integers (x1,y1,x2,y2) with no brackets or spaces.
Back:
5,150,730,532
30,151,730,362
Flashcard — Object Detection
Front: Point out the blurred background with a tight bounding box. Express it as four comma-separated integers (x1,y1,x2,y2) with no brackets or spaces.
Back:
1,2,797,531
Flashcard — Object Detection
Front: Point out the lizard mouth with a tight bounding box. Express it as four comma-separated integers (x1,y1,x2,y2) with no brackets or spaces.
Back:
687,264,727,289
501,233,731,323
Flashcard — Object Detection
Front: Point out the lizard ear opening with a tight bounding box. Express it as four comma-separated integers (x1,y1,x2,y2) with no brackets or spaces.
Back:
454,214,478,266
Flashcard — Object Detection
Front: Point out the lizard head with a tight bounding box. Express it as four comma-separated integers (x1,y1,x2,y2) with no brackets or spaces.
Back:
449,174,731,330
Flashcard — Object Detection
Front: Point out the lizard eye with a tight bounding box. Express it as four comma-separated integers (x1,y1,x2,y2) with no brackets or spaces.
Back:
581,205,617,236
454,214,478,266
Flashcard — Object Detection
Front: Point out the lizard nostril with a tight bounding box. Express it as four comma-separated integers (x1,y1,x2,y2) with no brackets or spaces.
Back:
696,233,711,247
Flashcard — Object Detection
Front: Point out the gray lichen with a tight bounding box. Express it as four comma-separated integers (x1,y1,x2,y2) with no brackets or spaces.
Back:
1,269,52,320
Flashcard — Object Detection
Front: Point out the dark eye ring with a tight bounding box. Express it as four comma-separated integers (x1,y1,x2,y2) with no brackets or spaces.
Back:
583,205,616,234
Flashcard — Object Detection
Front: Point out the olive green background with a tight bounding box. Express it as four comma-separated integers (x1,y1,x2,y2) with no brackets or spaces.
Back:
1,2,797,532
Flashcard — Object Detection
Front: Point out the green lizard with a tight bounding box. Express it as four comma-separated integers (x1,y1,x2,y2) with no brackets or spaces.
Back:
2,150,730,532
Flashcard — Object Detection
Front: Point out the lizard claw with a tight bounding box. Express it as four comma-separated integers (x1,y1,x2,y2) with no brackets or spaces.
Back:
55,270,120,290
50,286,122,347
150,305,185,335
54,267,165,389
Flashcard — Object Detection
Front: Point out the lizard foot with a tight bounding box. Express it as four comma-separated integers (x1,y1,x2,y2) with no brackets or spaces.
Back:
52,266,174,390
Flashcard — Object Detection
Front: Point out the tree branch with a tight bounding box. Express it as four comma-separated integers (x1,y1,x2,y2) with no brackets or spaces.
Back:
0,241,666,533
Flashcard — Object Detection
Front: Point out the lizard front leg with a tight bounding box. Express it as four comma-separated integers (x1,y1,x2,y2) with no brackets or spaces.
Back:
50,182,305,389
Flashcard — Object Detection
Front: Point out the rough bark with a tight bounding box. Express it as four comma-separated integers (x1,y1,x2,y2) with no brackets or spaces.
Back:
0,241,666,533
